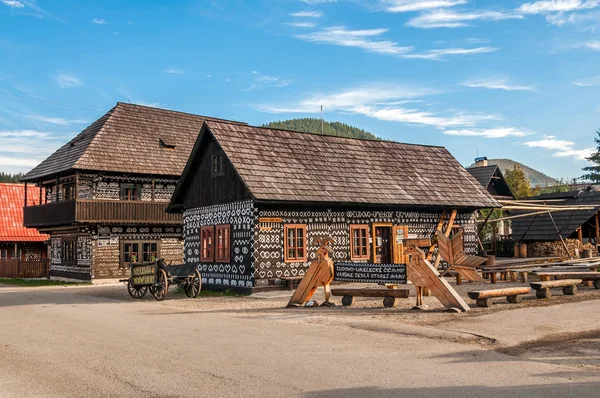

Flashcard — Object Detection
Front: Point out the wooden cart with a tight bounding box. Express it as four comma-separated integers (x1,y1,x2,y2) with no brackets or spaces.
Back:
120,259,201,301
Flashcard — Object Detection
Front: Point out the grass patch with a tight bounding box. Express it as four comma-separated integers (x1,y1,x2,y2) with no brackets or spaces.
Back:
0,278,91,287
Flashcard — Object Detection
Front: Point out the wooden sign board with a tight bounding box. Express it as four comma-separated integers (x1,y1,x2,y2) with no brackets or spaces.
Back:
334,263,407,284
259,217,282,223
131,264,156,286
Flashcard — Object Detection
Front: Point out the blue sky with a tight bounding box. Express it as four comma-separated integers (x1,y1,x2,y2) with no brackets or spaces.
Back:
1,0,600,180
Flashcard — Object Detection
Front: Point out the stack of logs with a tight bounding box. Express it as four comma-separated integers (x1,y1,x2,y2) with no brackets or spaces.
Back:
527,239,596,258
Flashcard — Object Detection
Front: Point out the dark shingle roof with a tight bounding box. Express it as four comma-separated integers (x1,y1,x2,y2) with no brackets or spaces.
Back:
466,165,514,199
22,103,240,181
467,165,497,188
512,190,600,241
199,121,499,208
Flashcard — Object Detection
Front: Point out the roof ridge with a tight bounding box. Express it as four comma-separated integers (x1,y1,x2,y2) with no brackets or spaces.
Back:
206,120,445,148
116,102,245,124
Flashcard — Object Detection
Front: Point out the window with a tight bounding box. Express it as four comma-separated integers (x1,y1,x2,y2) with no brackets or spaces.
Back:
350,225,369,260
215,225,230,262
122,241,160,265
0,249,7,259
212,152,224,176
120,183,141,201
61,239,76,265
201,226,214,262
63,183,75,201
284,224,307,262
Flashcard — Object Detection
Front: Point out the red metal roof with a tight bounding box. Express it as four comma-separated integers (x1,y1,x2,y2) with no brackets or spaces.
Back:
0,183,49,243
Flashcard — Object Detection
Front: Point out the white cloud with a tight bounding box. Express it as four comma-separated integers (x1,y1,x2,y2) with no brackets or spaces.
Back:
287,21,317,28
257,84,496,128
243,72,293,91
302,0,336,3
165,68,185,74
1,0,24,8
55,74,82,88
461,76,535,91
523,137,595,160
403,46,497,60
25,115,87,125
572,75,600,86
290,11,323,17
381,0,467,12
518,0,600,14
444,127,533,138
92,18,105,25
0,130,69,171
407,10,523,28
0,156,42,167
295,26,413,55
575,40,600,49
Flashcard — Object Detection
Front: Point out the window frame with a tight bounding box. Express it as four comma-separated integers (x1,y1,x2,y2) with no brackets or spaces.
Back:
284,224,307,263
61,238,77,265
120,183,141,201
0,249,7,259
211,151,224,177
200,226,215,262
215,225,231,263
63,183,76,201
121,240,161,266
350,224,370,260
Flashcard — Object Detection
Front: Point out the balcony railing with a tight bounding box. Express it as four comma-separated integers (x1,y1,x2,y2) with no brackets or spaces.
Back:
23,199,181,228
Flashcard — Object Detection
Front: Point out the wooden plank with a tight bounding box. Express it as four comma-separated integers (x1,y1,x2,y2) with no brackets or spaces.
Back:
530,279,582,290
434,209,457,268
467,287,531,300
427,211,447,260
535,272,600,280
454,266,486,283
331,288,410,298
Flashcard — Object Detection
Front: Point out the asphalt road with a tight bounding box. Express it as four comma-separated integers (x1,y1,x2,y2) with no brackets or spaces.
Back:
1,284,599,397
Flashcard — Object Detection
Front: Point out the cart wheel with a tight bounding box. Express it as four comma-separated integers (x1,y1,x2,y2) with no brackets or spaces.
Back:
184,270,202,298
127,280,148,299
150,269,168,301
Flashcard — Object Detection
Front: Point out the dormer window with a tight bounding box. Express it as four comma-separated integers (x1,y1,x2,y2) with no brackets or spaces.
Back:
159,138,176,150
212,151,224,176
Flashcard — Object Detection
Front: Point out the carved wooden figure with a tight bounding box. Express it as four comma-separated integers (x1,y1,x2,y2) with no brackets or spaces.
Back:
437,228,487,283
287,236,335,307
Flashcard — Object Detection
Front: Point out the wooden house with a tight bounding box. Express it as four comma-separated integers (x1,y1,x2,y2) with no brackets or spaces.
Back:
167,121,499,293
21,103,239,280
0,183,48,261
466,160,514,201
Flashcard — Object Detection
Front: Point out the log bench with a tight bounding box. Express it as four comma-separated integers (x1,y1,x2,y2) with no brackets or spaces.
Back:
467,287,531,307
530,279,582,299
534,272,600,289
280,276,303,291
331,287,410,308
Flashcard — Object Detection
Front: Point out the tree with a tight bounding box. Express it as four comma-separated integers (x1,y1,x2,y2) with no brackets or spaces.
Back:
531,178,572,196
582,128,600,182
504,165,531,199
0,172,24,183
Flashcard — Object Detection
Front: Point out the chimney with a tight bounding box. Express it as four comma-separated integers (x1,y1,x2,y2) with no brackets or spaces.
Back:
474,156,488,167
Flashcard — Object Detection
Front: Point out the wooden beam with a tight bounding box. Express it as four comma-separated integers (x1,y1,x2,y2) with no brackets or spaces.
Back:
548,211,573,260
426,210,447,260
23,182,28,208
75,172,79,201
595,213,599,246
38,179,42,206
434,209,457,268
578,227,583,243
55,174,59,203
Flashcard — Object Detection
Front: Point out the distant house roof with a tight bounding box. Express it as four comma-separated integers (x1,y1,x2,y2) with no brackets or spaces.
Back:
512,190,600,241
170,121,500,210
22,103,243,181
466,165,515,200
0,183,49,242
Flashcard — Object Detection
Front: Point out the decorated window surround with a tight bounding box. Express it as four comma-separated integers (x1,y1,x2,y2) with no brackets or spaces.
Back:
284,224,307,263
350,224,370,260
215,224,231,263
201,226,215,262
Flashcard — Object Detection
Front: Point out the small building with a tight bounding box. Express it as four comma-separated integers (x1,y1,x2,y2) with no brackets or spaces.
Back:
21,103,239,280
466,160,515,201
0,183,48,261
512,190,600,255
167,121,499,292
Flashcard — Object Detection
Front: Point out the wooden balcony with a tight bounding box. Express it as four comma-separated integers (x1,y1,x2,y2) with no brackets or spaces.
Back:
23,199,182,228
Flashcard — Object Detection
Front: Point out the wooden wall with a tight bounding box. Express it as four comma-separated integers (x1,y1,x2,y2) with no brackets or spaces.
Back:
181,135,252,210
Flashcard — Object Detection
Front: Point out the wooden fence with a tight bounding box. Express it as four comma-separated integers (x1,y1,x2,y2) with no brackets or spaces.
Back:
0,259,49,278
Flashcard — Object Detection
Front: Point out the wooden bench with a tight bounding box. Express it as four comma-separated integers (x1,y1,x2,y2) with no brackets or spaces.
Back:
535,272,600,289
280,276,303,291
467,287,531,307
331,287,410,308
530,279,582,299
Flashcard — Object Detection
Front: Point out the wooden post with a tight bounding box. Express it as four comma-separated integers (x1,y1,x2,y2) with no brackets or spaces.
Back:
38,180,42,205
151,178,156,201
23,182,28,208
578,227,583,243
548,211,573,259
55,174,60,202
492,223,497,254
75,172,79,200
433,209,457,269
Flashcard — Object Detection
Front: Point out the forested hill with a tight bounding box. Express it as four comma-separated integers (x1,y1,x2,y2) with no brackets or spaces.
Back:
263,118,379,140
469,159,558,187
0,172,24,183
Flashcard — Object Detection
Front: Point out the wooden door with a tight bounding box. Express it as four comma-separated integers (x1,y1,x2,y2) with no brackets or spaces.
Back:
374,226,391,263
392,225,409,264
